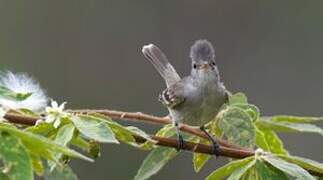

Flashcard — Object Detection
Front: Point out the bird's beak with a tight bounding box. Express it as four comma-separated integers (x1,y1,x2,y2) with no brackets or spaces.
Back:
199,63,210,70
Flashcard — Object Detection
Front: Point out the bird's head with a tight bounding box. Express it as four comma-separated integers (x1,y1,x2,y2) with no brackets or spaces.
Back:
190,40,220,81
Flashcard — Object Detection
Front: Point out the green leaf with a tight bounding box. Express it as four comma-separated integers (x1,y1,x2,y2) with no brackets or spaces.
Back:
232,104,260,122
134,124,179,180
262,155,315,180
193,152,210,173
227,159,256,180
0,172,9,180
84,114,133,142
192,138,210,172
107,123,136,144
0,123,92,162
44,161,78,180
72,115,119,144
70,135,90,151
30,154,44,176
88,141,101,158
0,132,33,180
206,157,255,180
241,167,258,180
54,123,75,147
0,86,32,101
218,107,255,148
256,127,288,155
270,115,323,123
255,127,270,151
255,160,289,180
134,147,177,180
257,119,323,136
126,126,154,142
50,123,76,170
155,124,176,137
277,155,323,175
26,122,57,136
228,92,248,104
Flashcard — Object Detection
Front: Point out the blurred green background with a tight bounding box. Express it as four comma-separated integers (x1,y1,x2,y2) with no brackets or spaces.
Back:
0,1,323,179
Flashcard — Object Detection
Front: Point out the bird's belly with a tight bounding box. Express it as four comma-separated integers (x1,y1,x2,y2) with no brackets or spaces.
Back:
170,95,225,127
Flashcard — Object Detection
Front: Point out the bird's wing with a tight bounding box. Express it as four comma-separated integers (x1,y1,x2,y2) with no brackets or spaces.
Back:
142,44,181,87
158,81,186,108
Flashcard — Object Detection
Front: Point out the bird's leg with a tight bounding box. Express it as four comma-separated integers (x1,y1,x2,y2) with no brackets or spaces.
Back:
200,125,220,156
175,122,184,151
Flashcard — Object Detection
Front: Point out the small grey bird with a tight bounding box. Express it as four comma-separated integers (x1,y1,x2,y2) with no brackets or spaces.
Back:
142,40,228,155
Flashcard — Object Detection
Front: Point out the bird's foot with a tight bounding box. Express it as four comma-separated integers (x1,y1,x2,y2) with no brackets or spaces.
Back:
176,133,184,151
200,126,220,156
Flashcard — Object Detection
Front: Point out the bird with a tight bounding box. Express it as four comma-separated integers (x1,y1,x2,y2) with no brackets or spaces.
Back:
142,40,228,155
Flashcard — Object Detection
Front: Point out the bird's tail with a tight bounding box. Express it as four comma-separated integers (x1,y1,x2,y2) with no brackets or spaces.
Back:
142,44,181,87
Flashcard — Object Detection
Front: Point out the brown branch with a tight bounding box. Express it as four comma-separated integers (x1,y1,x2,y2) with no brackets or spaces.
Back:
3,111,323,177
4,113,38,125
70,109,245,150
135,135,254,159
3,111,253,157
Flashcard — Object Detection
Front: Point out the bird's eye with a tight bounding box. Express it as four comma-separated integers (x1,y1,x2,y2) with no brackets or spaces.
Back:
193,64,197,69
211,62,216,66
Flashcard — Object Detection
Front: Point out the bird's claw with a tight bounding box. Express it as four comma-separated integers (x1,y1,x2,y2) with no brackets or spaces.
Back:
176,133,184,151
200,126,220,156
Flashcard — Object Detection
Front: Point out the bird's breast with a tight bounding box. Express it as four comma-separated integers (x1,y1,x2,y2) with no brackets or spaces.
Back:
172,81,226,126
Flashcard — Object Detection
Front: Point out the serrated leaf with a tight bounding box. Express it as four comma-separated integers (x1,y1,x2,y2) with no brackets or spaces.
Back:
72,115,119,144
256,160,289,180
227,159,256,180
263,155,315,180
206,157,255,180
0,132,33,180
232,103,260,122
277,155,323,175
0,123,92,162
270,115,323,123
257,119,323,136
256,127,288,155
0,86,32,101
218,107,255,148
228,92,248,104
134,147,177,180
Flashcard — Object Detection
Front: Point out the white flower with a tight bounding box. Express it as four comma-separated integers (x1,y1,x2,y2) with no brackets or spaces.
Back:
0,71,48,112
45,100,68,128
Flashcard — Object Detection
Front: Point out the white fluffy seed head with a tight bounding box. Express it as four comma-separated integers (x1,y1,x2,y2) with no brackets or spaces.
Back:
0,71,48,112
